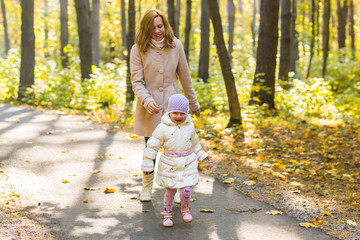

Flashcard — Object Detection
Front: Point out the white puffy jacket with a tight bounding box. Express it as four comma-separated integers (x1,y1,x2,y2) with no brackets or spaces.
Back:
142,113,208,189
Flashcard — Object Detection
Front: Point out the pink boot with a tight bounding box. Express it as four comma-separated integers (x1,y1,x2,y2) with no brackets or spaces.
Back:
161,211,173,227
180,205,192,223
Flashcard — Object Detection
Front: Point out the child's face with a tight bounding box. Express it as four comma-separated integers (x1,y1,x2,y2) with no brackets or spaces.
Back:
169,112,187,125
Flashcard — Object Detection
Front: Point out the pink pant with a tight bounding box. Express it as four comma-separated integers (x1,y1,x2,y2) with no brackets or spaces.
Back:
163,187,192,212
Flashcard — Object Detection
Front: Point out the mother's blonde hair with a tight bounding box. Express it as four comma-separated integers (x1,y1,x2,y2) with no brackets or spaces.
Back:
135,9,175,52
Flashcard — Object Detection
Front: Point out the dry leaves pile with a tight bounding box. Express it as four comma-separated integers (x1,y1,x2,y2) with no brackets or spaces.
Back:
199,117,360,239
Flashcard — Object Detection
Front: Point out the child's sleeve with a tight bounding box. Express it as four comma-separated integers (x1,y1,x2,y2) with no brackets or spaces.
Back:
141,126,163,172
191,124,208,162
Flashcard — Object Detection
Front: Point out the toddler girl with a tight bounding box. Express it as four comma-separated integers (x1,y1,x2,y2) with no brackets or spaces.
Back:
141,94,211,227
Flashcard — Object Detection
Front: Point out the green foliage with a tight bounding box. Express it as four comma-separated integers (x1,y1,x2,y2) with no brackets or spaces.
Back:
276,77,337,119
0,49,20,102
0,50,128,114
326,58,360,120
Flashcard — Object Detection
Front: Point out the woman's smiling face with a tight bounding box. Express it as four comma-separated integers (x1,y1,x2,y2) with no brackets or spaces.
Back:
169,112,186,125
152,16,165,41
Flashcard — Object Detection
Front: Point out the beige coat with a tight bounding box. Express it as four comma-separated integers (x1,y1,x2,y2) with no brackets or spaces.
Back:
130,38,200,137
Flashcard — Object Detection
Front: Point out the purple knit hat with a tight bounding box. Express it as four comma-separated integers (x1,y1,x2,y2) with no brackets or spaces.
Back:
167,94,189,114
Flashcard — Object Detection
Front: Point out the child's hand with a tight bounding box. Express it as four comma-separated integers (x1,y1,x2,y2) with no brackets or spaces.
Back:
203,155,212,161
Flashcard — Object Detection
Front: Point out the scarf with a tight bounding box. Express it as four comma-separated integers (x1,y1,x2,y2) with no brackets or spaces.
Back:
151,38,165,48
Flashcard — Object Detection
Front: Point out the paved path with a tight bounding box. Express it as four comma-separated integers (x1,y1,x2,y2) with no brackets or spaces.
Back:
0,104,337,240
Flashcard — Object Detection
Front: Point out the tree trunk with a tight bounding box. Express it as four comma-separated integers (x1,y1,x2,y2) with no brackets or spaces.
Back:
336,0,348,59
1,0,10,55
279,0,292,89
208,0,242,127
251,0,258,53
175,0,180,38
126,0,135,103
250,0,280,110
60,0,69,68
348,0,355,59
43,0,49,57
18,0,35,101
238,0,243,14
184,0,191,61
167,0,176,35
290,0,298,73
227,0,235,63
306,0,315,79
74,0,93,80
322,0,331,78
121,0,127,59
92,0,100,67
198,0,210,83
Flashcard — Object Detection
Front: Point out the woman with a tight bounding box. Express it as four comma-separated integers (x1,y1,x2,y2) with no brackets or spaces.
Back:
130,8,200,202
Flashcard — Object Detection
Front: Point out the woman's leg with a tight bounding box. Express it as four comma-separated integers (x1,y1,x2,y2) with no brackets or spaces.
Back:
140,137,156,201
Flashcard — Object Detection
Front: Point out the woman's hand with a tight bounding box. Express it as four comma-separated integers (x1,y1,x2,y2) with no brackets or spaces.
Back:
192,109,200,117
146,101,160,114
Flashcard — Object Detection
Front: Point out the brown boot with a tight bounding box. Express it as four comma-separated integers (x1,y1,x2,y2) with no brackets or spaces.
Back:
139,173,154,202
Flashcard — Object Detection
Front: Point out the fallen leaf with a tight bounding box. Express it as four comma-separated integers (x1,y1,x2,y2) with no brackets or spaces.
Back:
351,201,359,206
83,187,100,191
310,217,323,225
347,220,357,226
104,188,116,193
321,211,332,217
61,150,70,153
266,210,283,215
130,196,138,199
243,180,256,186
83,199,88,203
90,170,102,174
223,178,235,184
62,179,70,184
199,209,216,213
250,174,258,180
120,205,124,208
142,210,150,212
299,222,319,228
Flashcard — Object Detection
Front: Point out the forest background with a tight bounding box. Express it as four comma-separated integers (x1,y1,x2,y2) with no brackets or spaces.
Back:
0,0,360,238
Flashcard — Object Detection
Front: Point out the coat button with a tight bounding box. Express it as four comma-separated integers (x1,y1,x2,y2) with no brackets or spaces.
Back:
159,87,163,92
159,70,164,74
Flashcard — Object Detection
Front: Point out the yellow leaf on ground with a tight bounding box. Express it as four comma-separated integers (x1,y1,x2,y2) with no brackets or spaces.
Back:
200,209,216,213
223,178,234,184
299,222,319,228
62,179,70,184
294,147,305,153
347,220,357,226
351,201,359,205
321,211,332,217
104,188,116,193
83,199,88,203
266,210,283,215
250,174,258,180
243,180,256,186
